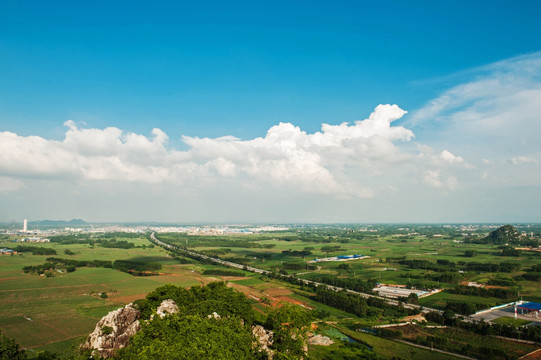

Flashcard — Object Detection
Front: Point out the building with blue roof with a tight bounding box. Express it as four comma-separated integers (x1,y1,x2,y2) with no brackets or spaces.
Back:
516,302,541,318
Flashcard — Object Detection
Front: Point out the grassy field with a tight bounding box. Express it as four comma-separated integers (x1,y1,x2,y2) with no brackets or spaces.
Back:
418,291,503,309
491,317,532,326
394,324,540,359
335,325,460,360
0,237,212,356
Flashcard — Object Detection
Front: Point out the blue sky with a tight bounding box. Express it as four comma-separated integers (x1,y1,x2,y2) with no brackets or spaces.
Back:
1,1,541,223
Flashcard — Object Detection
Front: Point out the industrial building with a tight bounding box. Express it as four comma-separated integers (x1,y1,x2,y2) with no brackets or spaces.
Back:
309,254,370,263
372,284,441,299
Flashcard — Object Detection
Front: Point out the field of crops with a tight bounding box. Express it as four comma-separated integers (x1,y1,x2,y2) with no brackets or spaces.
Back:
0,237,201,356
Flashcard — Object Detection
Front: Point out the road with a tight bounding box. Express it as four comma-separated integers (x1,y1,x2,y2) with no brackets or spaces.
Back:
149,232,443,315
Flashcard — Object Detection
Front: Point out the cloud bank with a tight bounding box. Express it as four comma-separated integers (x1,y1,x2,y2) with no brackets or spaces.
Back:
0,104,465,197
2,52,541,222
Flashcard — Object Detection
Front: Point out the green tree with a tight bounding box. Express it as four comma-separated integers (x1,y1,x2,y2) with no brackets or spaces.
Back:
407,293,419,304
35,350,59,359
117,314,258,360
0,330,25,360
265,303,314,359
464,250,477,257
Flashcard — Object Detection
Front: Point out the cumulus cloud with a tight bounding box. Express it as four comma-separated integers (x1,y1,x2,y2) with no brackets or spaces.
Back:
0,104,468,197
440,150,464,164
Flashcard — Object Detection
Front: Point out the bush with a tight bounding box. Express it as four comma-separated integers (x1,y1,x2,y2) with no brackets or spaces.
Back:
0,330,25,359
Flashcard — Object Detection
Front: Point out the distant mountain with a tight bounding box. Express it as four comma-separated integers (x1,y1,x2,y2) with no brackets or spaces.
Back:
30,219,88,226
485,224,522,244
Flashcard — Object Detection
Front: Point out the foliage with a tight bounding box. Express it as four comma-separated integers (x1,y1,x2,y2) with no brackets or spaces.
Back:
112,260,162,275
406,293,419,304
264,303,314,359
465,262,520,273
99,240,135,249
449,285,516,300
12,245,56,255
444,301,479,315
0,330,25,360
487,276,515,286
484,225,522,245
115,282,306,359
312,287,369,317
116,314,258,360
202,269,245,276
281,249,313,258
134,282,255,323
101,326,113,335
377,328,402,339
35,350,59,360
22,257,112,274
498,246,521,257
309,275,375,293
464,250,477,257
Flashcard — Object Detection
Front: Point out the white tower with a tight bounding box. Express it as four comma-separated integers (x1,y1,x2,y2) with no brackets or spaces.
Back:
23,219,27,232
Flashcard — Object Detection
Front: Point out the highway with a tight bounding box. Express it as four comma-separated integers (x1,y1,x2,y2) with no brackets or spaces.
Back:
149,232,443,315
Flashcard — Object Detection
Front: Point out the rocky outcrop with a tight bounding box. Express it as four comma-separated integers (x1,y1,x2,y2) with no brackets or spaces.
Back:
308,334,334,346
81,303,141,358
253,324,274,359
207,311,221,319
156,299,179,318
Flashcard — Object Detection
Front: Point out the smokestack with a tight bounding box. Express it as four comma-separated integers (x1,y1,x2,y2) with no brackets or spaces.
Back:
23,219,27,232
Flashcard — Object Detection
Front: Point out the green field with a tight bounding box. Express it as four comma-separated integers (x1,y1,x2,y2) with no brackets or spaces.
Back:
491,317,532,326
0,237,209,355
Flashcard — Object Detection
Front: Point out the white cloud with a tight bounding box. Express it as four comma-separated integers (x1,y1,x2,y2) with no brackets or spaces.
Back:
440,150,464,164
410,51,541,156
423,170,458,191
0,104,471,198
511,156,538,165
406,51,541,193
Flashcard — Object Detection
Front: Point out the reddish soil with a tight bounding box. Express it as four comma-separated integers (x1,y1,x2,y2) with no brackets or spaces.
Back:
272,295,313,310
